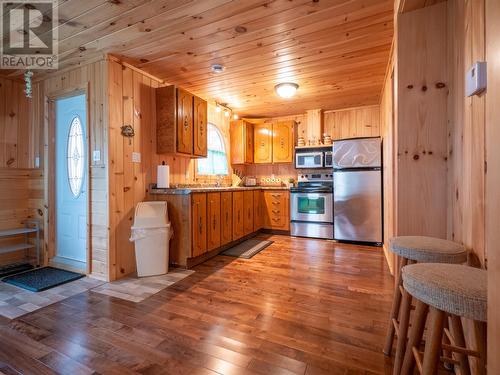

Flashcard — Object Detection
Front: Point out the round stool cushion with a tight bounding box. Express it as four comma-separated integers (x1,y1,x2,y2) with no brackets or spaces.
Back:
402,263,487,322
389,236,467,263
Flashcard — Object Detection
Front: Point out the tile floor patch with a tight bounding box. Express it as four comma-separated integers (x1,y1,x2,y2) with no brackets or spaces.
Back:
91,269,194,303
0,277,104,320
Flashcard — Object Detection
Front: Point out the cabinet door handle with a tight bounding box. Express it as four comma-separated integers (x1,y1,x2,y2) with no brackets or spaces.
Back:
226,211,229,224
184,115,189,131
199,217,203,234
213,216,216,230
272,210,280,214
238,210,240,222
272,201,280,205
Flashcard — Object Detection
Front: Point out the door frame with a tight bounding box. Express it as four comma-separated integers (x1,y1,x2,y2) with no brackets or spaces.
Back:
46,83,91,274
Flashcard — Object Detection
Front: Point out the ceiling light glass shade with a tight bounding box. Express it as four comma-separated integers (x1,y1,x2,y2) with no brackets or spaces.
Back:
275,82,299,98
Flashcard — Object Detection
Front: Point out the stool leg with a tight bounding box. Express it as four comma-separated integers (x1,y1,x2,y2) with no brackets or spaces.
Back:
473,320,487,375
422,307,445,375
384,257,408,356
393,290,412,375
449,315,471,375
401,300,428,375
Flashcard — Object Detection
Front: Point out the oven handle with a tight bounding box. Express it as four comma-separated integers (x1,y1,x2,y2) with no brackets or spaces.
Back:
291,189,333,194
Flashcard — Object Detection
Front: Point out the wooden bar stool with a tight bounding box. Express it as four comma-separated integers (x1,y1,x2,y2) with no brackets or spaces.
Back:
383,236,466,374
400,263,487,375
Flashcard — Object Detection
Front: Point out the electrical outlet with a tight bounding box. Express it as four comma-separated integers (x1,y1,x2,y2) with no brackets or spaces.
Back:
132,152,141,163
93,150,101,162
34,157,40,168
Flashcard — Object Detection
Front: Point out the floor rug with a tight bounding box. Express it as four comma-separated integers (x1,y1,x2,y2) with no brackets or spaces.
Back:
221,239,273,259
2,267,85,292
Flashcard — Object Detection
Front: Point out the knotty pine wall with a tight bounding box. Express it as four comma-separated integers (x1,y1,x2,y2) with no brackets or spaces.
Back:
242,105,380,181
107,59,232,279
485,0,500,369
380,52,396,275
447,0,486,267
0,78,44,266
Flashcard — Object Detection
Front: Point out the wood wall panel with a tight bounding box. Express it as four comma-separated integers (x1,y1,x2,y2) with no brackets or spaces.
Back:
0,78,41,169
380,52,395,275
485,0,500,370
396,3,448,238
106,59,232,277
447,0,486,267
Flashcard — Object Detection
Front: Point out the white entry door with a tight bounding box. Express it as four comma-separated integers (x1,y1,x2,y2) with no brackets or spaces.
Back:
54,94,87,270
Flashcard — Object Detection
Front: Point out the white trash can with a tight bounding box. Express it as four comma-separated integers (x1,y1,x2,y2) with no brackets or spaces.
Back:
129,201,172,277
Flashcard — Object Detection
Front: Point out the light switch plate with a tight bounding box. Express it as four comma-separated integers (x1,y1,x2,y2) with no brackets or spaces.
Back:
93,150,101,162
132,152,141,163
34,157,40,168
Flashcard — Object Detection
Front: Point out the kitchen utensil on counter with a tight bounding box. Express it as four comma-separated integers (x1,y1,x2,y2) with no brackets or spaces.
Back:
232,173,243,187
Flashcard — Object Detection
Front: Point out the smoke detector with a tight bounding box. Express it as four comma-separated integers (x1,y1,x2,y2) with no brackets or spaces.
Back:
211,64,225,73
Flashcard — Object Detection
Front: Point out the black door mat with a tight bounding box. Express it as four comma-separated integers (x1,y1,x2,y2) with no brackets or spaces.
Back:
2,267,85,292
0,263,34,278
221,239,273,259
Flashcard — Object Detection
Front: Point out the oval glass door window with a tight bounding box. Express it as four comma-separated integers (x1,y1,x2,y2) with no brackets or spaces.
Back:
67,116,85,197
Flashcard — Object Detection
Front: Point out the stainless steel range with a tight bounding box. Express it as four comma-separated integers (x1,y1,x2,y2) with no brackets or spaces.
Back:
290,173,334,239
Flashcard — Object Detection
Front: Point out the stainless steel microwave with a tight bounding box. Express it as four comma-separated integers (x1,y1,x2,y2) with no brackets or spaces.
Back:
295,151,324,169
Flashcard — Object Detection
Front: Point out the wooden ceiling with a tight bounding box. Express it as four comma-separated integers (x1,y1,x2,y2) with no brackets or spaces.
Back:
8,0,394,117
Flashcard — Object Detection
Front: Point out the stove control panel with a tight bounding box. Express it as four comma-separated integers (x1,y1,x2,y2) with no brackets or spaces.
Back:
298,173,333,182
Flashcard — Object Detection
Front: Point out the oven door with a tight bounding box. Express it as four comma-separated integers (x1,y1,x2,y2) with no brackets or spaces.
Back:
295,152,324,168
291,192,333,223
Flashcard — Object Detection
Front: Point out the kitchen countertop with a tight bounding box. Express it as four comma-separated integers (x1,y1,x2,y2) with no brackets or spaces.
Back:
149,185,290,195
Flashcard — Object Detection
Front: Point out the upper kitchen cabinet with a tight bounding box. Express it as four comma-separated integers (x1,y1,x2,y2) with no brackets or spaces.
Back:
272,121,294,163
193,96,208,157
156,85,207,157
254,122,273,164
230,120,254,164
253,120,295,164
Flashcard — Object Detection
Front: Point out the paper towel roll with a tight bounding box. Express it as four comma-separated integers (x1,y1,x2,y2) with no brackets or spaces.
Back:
157,164,170,188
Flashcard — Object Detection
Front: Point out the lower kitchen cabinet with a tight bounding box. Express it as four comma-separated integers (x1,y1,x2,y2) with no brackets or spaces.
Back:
191,193,207,257
253,190,264,231
263,191,290,231
232,191,245,240
243,191,254,235
207,192,221,251
221,192,233,246
151,188,290,268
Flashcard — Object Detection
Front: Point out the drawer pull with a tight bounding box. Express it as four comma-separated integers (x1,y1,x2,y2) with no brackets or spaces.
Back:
272,210,280,214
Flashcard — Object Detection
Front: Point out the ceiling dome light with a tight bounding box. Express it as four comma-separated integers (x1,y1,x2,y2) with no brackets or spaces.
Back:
275,82,299,98
211,64,225,73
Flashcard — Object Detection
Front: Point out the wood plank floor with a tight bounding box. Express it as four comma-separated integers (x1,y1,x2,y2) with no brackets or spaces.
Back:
0,235,394,375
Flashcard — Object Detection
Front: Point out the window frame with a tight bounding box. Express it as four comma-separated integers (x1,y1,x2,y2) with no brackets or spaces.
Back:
195,123,230,177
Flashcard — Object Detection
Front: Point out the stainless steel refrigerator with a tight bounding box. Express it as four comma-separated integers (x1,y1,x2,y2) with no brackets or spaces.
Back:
333,137,382,244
